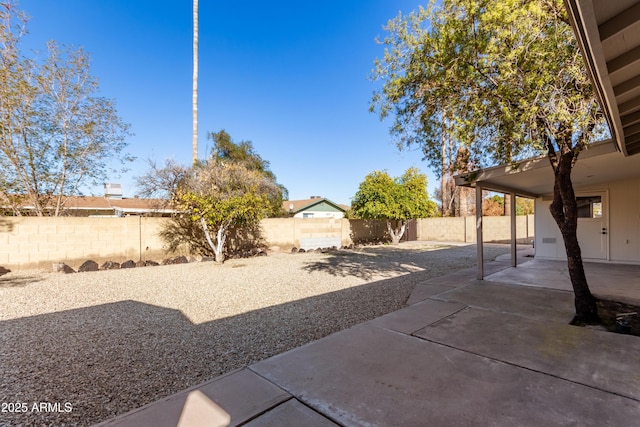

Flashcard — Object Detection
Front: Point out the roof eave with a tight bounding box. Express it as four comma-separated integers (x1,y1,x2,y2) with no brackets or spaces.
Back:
564,0,626,155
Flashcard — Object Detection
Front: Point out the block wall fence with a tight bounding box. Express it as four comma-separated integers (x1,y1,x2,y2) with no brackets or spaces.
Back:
0,215,534,270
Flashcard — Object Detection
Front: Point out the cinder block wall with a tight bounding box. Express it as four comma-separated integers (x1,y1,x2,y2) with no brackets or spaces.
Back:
0,215,534,270
416,217,467,241
261,218,350,250
416,215,534,244
0,217,168,270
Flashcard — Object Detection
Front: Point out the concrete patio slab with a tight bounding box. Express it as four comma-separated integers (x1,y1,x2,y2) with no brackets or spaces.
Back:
417,268,476,287
97,251,640,427
486,259,640,305
486,265,572,290
97,369,290,427
251,323,639,426
415,307,640,400
432,281,576,324
243,399,339,427
406,283,457,305
367,299,466,334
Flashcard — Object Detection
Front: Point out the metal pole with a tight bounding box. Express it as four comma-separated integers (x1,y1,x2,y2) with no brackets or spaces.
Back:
476,184,484,280
510,193,517,267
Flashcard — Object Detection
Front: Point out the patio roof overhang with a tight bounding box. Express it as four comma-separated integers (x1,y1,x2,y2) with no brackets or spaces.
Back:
564,0,640,156
454,139,640,198
456,138,640,279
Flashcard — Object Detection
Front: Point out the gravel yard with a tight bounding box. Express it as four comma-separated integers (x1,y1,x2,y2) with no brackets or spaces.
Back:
0,242,509,426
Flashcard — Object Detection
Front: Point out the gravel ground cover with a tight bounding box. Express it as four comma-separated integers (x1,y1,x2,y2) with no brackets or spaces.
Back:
0,242,509,426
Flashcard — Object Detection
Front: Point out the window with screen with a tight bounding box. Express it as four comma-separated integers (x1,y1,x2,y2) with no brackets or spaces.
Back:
576,196,602,218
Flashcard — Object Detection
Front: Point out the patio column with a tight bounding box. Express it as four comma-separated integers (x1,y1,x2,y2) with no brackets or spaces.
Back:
510,192,517,267
476,183,484,280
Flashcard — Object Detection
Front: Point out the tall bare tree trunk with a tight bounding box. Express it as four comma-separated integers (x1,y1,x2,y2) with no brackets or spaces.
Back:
192,0,199,165
441,115,447,217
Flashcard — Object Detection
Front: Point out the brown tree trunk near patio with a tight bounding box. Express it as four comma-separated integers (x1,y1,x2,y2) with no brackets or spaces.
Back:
547,141,600,324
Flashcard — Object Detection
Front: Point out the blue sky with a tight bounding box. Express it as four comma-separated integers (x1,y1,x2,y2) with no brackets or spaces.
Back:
21,0,435,205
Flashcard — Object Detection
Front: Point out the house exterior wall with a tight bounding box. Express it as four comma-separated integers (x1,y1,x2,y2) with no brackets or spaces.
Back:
534,176,640,263
292,210,344,219
609,178,640,262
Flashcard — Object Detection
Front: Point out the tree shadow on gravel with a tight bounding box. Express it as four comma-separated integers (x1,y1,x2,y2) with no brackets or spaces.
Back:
0,272,422,427
300,244,507,281
0,274,43,288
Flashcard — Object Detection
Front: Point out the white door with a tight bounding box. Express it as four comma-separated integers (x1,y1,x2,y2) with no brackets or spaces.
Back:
576,193,608,260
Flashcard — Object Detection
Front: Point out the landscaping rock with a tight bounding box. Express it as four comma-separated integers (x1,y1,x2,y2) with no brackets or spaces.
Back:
135,261,147,268
101,261,121,270
120,260,136,269
53,263,75,274
78,260,99,272
144,260,159,267
291,247,299,254
0,266,10,276
162,256,188,265
298,248,306,253
256,250,267,257
200,256,214,262
249,248,261,256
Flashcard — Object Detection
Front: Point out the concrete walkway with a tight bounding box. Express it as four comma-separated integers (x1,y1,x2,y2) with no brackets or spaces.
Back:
98,257,640,426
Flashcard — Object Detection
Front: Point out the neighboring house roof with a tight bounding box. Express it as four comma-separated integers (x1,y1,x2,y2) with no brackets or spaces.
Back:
565,0,640,156
282,197,348,214
106,197,175,215
4,195,174,215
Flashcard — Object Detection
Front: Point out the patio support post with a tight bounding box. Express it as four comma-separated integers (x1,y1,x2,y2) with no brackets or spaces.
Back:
510,192,517,267
476,184,484,280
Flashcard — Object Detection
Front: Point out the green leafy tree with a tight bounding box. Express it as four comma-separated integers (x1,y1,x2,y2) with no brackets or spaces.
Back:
137,131,286,262
0,3,132,216
176,159,279,263
351,168,436,244
209,130,288,216
371,0,605,323
516,197,534,216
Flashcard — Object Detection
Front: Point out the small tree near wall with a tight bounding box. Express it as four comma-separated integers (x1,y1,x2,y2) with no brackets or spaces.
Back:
351,168,436,244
